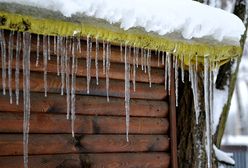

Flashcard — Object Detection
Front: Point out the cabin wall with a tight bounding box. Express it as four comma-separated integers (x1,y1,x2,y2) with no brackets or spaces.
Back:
0,31,175,168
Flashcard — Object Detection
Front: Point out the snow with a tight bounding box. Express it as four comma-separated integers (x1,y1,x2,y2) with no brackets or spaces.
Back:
0,0,245,43
222,135,248,146
213,145,235,165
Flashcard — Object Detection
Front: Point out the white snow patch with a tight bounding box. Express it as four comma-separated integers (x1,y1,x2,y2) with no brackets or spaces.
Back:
0,0,245,43
213,145,235,165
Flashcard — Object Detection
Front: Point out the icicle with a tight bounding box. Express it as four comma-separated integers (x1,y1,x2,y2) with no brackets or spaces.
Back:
135,48,139,68
60,37,65,95
175,56,178,106
125,44,130,142
15,32,22,105
77,37,81,53
148,50,152,88
95,38,99,85
54,36,57,54
57,36,60,76
167,53,171,94
103,41,106,74
65,38,71,120
157,50,160,66
144,50,147,73
162,52,165,65
8,31,14,104
22,32,31,168
0,30,7,95
86,35,92,94
141,48,144,71
204,57,212,168
189,59,192,82
181,55,184,83
164,52,167,91
71,38,76,137
132,47,136,91
36,34,40,67
43,35,48,97
120,43,123,62
47,36,51,60
106,42,111,102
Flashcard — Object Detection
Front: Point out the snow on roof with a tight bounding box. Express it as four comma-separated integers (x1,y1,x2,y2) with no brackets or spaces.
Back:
0,0,245,44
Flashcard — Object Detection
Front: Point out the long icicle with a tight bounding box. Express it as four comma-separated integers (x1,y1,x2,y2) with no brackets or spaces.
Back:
95,38,99,85
8,31,14,104
0,30,7,95
23,32,31,168
15,32,22,105
57,36,60,76
181,55,184,83
65,37,71,120
36,34,40,66
168,53,171,94
164,52,167,91
71,38,76,137
60,37,65,95
103,41,106,74
125,44,131,142
148,50,152,87
43,35,48,97
106,42,111,102
141,48,144,71
133,47,136,91
175,56,178,106
86,35,92,94
48,36,51,60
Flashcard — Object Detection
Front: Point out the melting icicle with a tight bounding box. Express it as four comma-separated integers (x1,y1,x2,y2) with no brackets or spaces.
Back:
60,37,65,95
54,36,57,54
164,52,167,91
106,42,111,102
181,55,184,83
36,34,40,67
141,48,144,71
15,32,22,105
8,31,14,104
148,50,152,88
204,57,212,168
23,32,31,168
95,38,99,85
135,48,139,68
48,36,51,60
71,38,76,137
120,43,123,62
175,56,178,106
43,35,48,97
0,30,7,95
124,44,130,142
167,53,171,94
57,36,60,76
77,37,81,53
102,41,106,74
65,38,71,120
144,50,147,73
132,47,136,91
86,35,92,94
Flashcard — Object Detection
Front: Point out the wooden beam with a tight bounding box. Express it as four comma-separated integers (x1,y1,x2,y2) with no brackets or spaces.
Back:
0,134,169,155
0,70,167,100
0,93,169,117
0,153,170,168
0,112,169,134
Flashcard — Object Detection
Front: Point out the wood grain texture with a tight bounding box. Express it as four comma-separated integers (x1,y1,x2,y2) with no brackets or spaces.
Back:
0,70,167,100
0,153,170,168
0,93,168,117
0,134,169,155
0,112,169,134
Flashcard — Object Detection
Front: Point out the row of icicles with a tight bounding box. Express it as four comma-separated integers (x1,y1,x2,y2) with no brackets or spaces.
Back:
0,29,216,168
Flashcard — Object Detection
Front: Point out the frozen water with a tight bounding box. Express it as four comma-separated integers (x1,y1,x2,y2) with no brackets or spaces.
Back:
15,32,21,105
86,35,92,94
43,35,48,97
95,38,99,85
0,30,6,95
8,31,14,104
36,34,40,67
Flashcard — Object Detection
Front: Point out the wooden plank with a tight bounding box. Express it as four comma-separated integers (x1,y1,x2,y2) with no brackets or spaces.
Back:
0,93,168,117
0,54,164,84
0,112,169,134
0,134,169,155
0,70,167,100
0,153,170,168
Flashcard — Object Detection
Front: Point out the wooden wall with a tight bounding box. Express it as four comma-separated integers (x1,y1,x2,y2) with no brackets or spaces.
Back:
0,31,174,168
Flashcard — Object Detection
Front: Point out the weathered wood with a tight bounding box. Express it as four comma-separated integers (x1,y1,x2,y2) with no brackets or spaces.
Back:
0,134,169,155
0,93,168,117
0,70,167,100
0,153,170,168
0,54,164,84
0,112,169,134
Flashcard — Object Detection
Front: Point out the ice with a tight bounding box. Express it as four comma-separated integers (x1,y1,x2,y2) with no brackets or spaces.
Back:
144,50,147,73
164,52,167,91
86,35,92,94
175,56,178,106
65,37,71,120
106,42,111,102
77,37,81,53
167,53,171,95
0,30,6,95
132,47,136,91
148,50,151,87
181,55,184,83
57,36,60,76
157,50,160,66
60,37,65,95
48,36,51,60
95,38,99,85
141,48,144,71
54,36,57,54
71,38,76,137
43,35,48,97
22,32,31,168
213,145,235,165
125,44,131,142
162,51,165,65
103,41,106,74
135,48,139,68
120,43,123,62
204,57,212,168
35,34,40,67
8,31,14,104
15,32,22,105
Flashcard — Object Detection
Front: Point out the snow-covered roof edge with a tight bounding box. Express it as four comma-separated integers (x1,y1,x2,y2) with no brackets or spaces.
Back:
0,2,243,66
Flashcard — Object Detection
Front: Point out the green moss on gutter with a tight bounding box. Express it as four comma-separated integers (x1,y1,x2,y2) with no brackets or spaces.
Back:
0,10,242,66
